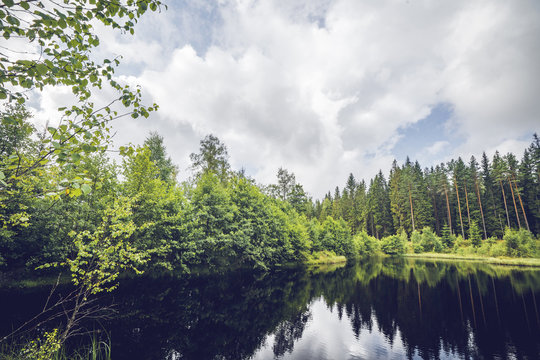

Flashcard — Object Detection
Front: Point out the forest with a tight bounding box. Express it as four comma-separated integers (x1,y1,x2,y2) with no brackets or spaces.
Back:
1,1,539,358
1,99,539,276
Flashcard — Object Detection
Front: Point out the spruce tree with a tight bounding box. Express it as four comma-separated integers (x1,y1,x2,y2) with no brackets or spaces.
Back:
469,220,482,247
441,224,453,248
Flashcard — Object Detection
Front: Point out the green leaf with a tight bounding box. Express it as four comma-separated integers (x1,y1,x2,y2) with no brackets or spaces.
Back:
81,183,92,195
36,63,48,75
6,15,19,26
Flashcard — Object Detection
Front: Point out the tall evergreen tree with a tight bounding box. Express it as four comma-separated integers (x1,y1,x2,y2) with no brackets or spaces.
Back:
505,153,522,229
518,146,537,233
367,171,393,238
481,152,504,237
492,151,511,228
468,156,487,239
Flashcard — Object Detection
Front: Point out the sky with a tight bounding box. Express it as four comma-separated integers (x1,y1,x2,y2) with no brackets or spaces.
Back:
31,0,540,198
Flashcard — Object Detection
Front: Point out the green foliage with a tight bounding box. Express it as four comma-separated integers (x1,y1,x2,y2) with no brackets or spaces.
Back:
144,132,178,183
419,227,443,253
489,240,507,257
316,216,354,257
380,231,406,255
1,0,165,102
19,329,61,360
504,228,538,258
440,224,454,249
1,1,161,201
410,230,423,253
453,234,470,252
41,197,149,294
190,134,230,180
353,231,380,256
469,220,482,247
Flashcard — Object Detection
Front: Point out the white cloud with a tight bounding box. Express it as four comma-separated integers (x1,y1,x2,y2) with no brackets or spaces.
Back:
426,141,450,156
30,0,540,198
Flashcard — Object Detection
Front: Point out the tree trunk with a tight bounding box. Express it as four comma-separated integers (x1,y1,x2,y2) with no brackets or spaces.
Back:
512,177,530,231
444,183,452,234
454,176,465,238
474,178,487,239
464,183,471,226
409,183,415,232
432,194,440,234
499,180,510,228
507,178,521,229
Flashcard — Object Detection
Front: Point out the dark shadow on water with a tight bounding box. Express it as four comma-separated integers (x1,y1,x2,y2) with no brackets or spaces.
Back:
1,258,539,359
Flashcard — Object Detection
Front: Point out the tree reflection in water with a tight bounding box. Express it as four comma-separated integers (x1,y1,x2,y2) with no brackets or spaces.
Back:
1,258,539,359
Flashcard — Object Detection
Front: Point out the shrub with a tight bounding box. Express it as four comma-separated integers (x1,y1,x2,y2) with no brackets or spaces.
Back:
410,230,423,253
319,217,355,257
420,227,443,253
489,240,507,257
353,231,380,256
453,234,470,251
504,228,537,257
380,231,406,255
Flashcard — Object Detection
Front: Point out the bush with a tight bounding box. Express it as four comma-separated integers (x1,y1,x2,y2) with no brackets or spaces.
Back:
353,231,380,256
420,227,443,253
453,234,470,252
380,231,406,255
318,217,355,258
504,228,538,257
410,230,423,253
489,240,507,257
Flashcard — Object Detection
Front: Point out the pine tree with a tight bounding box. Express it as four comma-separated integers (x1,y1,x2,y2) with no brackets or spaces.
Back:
449,159,466,238
492,151,511,228
518,146,537,233
441,224,453,248
468,220,481,247
481,152,504,237
367,171,393,238
505,153,522,229
469,156,487,239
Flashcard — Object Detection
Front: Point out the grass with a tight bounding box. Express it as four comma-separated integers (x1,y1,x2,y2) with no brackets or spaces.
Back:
0,334,111,360
404,252,540,267
305,251,347,265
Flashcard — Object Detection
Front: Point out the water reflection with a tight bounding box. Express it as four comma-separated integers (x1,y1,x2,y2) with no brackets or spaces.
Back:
1,258,539,359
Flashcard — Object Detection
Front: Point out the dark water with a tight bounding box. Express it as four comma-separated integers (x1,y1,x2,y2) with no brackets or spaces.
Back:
1,258,540,359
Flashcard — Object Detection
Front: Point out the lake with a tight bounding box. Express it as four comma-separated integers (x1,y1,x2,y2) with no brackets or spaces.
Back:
1,258,539,359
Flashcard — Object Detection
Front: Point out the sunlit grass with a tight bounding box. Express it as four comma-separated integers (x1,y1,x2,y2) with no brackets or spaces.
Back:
404,252,540,267
0,335,111,360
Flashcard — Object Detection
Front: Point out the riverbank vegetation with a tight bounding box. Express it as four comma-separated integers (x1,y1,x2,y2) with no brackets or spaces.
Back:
4,119,536,276
2,110,539,271
1,0,539,356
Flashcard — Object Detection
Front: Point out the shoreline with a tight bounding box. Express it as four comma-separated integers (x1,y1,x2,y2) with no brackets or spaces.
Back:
404,253,540,267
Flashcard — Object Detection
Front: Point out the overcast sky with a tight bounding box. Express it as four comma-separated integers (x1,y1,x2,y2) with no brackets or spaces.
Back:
32,0,540,198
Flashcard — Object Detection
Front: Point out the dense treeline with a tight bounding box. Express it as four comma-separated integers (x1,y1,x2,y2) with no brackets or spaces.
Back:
1,105,539,272
312,135,540,257
1,103,540,273
0,108,354,272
